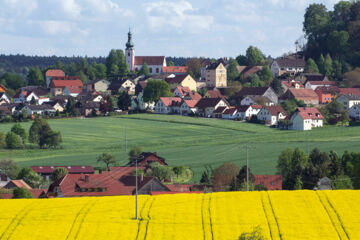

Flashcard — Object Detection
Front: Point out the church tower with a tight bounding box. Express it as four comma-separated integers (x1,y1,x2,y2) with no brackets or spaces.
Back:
125,29,135,71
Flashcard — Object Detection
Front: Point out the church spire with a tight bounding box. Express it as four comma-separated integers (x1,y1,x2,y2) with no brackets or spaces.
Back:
126,28,134,50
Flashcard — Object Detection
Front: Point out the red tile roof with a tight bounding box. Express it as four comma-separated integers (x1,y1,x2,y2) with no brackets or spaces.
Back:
45,69,65,77
8,180,31,189
287,88,318,101
135,56,165,66
65,86,83,94
296,107,323,120
183,100,199,108
50,79,83,88
264,106,287,116
52,76,81,81
160,97,182,107
339,88,360,96
31,166,94,174
251,104,263,109
281,80,304,88
315,86,339,94
163,66,188,73
207,89,224,98
254,175,282,190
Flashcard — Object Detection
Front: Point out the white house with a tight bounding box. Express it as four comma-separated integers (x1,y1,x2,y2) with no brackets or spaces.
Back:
131,92,155,111
22,104,56,117
195,98,229,118
290,107,323,131
257,106,287,125
222,108,238,120
155,97,182,114
349,104,360,120
13,91,39,104
179,100,199,115
336,94,360,110
270,57,305,77
240,95,274,106
0,93,10,105
305,80,337,90
236,105,262,120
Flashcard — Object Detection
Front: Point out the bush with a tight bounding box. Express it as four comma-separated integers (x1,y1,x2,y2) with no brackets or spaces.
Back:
0,132,6,149
11,123,27,143
6,132,23,149
12,187,33,199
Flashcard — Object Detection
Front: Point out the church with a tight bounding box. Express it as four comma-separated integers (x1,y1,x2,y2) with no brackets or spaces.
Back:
125,30,166,75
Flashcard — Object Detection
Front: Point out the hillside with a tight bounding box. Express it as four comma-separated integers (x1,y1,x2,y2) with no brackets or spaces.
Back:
1,114,360,182
0,190,359,239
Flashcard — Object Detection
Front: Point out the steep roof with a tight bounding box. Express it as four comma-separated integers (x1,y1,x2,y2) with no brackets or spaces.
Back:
304,74,328,81
274,57,306,68
108,79,134,91
339,94,360,100
223,107,237,115
163,66,188,73
5,180,31,189
237,105,251,112
165,74,190,84
235,87,270,98
295,107,323,120
31,166,94,174
50,79,83,88
134,56,165,66
183,99,199,108
254,175,282,190
45,69,65,77
213,106,227,114
207,89,224,98
287,88,318,101
206,60,225,70
65,86,82,94
196,98,227,108
25,104,55,111
263,106,286,116
281,80,304,88
159,97,182,107
339,88,360,96
52,76,81,81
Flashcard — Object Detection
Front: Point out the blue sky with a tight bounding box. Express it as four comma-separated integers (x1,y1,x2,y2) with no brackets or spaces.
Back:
0,0,340,58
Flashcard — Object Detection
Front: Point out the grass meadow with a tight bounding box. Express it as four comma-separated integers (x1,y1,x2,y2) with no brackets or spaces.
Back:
0,113,359,182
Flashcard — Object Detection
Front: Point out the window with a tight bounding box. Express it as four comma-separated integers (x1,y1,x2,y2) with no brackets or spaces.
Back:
149,68,152,73
128,52,130,56
156,68,159,73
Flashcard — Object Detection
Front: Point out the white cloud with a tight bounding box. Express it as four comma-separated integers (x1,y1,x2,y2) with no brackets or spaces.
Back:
0,0,38,17
58,0,82,18
143,1,213,33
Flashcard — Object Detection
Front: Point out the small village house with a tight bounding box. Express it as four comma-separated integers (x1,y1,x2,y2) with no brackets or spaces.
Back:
349,104,360,120
222,107,238,120
305,79,337,90
236,105,262,120
165,74,197,91
127,152,168,167
281,79,304,91
22,104,56,117
31,166,95,181
212,106,228,118
0,171,10,187
45,69,65,88
155,97,182,114
85,79,110,92
131,92,155,111
205,61,227,88
108,79,136,95
50,78,83,96
336,94,360,110
282,88,319,105
234,87,278,105
173,86,202,100
315,86,339,104
195,98,229,118
290,107,323,131
257,105,287,125
270,57,305,77
254,175,282,190
179,100,199,115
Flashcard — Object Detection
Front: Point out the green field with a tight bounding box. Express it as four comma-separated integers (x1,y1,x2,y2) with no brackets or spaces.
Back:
0,114,360,182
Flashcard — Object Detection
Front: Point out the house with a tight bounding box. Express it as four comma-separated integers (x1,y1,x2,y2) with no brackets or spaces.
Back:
173,86,201,100
179,99,199,115
31,166,95,181
0,92,10,105
131,92,155,111
47,167,171,197
212,106,228,118
336,94,360,110
0,171,10,187
282,88,319,105
155,97,182,114
234,87,278,105
205,61,227,88
315,86,339,104
13,86,49,104
338,88,360,96
290,107,323,131
162,66,188,74
45,69,65,87
196,98,229,117
165,74,197,91
206,89,224,98
236,105,262,120
305,79,337,90
63,86,82,97
4,180,31,189
85,79,110,92
22,104,56,117
0,103,18,116
108,79,136,95
281,79,304,91
349,104,360,120
257,106,287,125
300,73,329,82
240,95,273,106
43,100,65,113
50,78,83,96
125,30,166,74
270,57,305,77
127,152,167,167
254,175,282,190
222,107,238,120
75,101,101,116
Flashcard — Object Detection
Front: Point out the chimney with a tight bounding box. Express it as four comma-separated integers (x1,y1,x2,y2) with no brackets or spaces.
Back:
85,175,89,183
140,173,144,182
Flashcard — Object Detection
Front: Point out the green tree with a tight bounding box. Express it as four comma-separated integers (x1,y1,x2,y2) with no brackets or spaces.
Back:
198,88,208,97
95,64,107,79
304,58,319,73
227,58,239,82
303,4,330,40
270,78,284,95
230,165,255,191
117,49,128,77
128,146,143,159
65,97,76,116
259,66,273,84
0,132,6,149
106,49,121,76
236,55,248,65
246,46,264,66
77,70,88,83
185,58,202,78
30,96,36,105
211,162,240,192
143,79,172,102
324,54,333,77
97,153,116,171
0,159,19,179
249,74,264,87
117,92,131,110
328,30,349,57
27,67,44,86
331,175,353,189
12,187,33,199
44,130,62,148
168,60,175,66
11,123,27,143
148,162,173,182
318,54,326,74
200,171,211,185
6,132,23,149
173,166,186,178
0,73,23,90
17,167,44,188
139,63,150,77
29,118,61,148
51,167,68,181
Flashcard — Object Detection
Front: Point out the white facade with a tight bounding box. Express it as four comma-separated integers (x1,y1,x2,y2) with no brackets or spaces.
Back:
119,80,136,94
241,96,256,106
305,82,334,90
290,113,323,131
126,48,135,71
0,93,10,104
22,106,56,117
257,108,286,125
222,110,238,120
271,60,304,77
14,92,39,104
38,97,50,105
155,100,171,114
336,95,360,110
236,106,261,120
131,92,155,111
179,102,197,115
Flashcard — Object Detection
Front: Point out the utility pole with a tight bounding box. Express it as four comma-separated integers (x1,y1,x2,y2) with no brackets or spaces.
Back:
240,144,255,191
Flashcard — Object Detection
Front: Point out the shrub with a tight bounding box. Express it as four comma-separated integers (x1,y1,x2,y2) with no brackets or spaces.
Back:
12,187,33,199
11,123,27,143
6,132,23,149
0,132,6,149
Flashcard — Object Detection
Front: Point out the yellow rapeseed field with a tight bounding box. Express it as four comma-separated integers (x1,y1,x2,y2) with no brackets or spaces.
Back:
0,190,359,240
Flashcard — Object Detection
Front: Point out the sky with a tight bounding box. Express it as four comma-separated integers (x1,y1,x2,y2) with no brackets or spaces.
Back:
0,0,341,58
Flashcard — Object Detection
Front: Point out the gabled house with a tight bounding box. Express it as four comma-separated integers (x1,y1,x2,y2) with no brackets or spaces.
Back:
63,86,82,97
13,90,39,104
31,166,95,181
281,79,304,91
165,74,197,91
50,79,83,96
0,103,18,116
290,107,323,131
108,79,136,95
195,98,229,118
270,57,305,77
127,152,167,167
254,175,282,190
222,107,238,120
212,106,228,118
336,94,360,110
85,79,110,92
282,88,319,105
240,95,273,106
0,92,10,105
0,171,10,187
155,97,182,114
4,179,31,189
45,69,65,87
0,84,7,93
338,88,360,96
236,105,262,120
173,86,202,100
75,101,101,116
42,100,65,113
305,79,337,90
314,86,339,104
180,99,199,115
22,104,56,117
257,105,287,125
234,87,278,105
205,61,227,88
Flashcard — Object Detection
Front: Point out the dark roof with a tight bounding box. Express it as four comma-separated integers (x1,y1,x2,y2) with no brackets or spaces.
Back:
237,105,251,112
165,74,189,84
213,106,227,114
235,87,269,98
275,57,306,68
196,98,227,108
134,56,165,66
108,79,133,91
128,152,167,166
206,60,225,70
303,74,329,82
25,104,55,111
340,94,360,100
263,106,287,116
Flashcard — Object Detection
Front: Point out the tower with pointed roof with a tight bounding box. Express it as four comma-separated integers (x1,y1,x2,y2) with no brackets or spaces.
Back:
125,29,135,71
